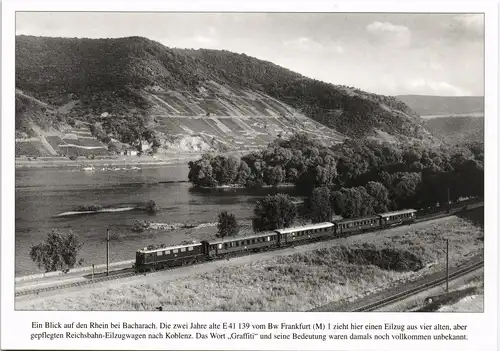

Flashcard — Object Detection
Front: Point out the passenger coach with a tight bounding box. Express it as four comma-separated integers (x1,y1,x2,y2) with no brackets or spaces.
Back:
378,209,416,227
207,232,278,258
335,215,380,236
274,222,334,245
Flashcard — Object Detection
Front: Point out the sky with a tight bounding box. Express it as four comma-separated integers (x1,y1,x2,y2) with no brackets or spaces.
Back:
16,12,484,97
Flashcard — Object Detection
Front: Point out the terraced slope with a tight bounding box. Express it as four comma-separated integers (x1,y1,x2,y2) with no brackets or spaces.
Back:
15,90,110,157
143,81,346,152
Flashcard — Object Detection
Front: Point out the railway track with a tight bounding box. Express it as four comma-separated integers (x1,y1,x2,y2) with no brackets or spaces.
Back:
16,200,483,298
310,256,483,312
352,260,483,312
15,270,136,297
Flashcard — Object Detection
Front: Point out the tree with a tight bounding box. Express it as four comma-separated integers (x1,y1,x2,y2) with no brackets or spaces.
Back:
217,211,239,238
265,165,285,186
330,188,365,218
29,230,84,273
309,187,333,223
236,160,251,186
188,154,217,187
253,193,296,231
145,200,158,214
365,181,390,212
214,155,239,185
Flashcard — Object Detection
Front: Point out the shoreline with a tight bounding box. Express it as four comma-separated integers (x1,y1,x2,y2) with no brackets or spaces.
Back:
15,149,257,170
15,154,198,170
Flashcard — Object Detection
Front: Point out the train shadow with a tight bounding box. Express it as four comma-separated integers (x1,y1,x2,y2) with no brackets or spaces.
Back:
82,267,133,280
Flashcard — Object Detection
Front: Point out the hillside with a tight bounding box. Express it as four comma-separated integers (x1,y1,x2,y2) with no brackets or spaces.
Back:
397,95,484,117
425,116,484,144
15,35,434,157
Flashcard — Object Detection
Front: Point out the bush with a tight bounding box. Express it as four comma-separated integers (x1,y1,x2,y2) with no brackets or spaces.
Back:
144,200,158,214
132,220,150,232
76,204,102,212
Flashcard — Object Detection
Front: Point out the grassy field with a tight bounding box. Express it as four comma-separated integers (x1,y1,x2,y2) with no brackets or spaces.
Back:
20,216,483,311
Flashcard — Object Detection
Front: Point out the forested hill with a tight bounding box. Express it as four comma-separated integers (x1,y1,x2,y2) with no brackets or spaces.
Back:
396,95,484,117
16,35,434,155
425,116,484,144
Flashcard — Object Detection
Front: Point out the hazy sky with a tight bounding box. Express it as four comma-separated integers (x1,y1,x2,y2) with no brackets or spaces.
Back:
16,12,484,96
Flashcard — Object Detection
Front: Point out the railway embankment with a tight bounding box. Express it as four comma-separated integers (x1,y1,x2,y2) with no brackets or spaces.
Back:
17,214,483,311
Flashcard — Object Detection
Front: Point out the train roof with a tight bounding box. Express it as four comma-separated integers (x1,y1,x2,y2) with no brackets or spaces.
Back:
209,232,276,245
377,209,417,217
274,222,334,234
138,242,202,254
335,215,380,224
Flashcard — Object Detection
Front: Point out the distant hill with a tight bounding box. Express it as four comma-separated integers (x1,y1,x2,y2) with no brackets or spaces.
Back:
15,35,435,156
425,116,484,144
397,95,484,117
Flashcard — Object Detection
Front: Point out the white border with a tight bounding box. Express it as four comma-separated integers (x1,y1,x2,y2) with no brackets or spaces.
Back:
2,1,498,350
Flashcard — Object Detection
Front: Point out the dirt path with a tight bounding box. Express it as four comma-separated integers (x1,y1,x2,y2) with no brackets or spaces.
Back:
16,215,457,309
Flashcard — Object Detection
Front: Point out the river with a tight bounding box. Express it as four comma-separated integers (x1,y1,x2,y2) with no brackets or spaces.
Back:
15,165,300,276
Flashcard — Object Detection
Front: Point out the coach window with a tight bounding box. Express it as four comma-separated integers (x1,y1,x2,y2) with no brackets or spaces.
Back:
180,247,186,252
173,249,178,254
157,251,163,256
218,244,222,249
188,247,194,251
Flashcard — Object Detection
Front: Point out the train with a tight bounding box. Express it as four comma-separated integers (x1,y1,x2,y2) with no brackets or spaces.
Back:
134,208,417,272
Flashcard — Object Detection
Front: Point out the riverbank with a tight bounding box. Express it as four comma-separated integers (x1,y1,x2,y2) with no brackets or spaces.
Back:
15,154,196,169
15,149,258,170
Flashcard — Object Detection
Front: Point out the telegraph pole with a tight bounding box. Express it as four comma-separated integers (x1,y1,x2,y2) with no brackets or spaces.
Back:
446,239,449,293
106,228,110,276
447,187,451,213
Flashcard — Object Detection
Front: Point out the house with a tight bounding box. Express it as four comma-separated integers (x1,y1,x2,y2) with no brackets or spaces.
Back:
140,141,151,152
123,149,138,156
